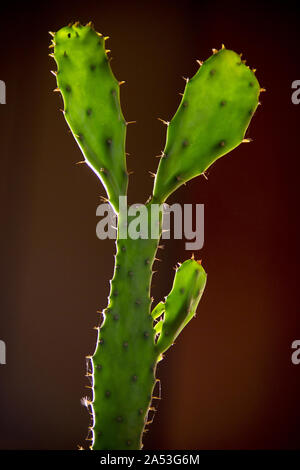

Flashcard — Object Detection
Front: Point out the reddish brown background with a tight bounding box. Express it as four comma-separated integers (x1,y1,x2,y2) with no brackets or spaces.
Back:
0,0,299,450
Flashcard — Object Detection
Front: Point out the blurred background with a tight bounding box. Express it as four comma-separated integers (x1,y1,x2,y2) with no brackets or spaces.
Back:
0,0,299,450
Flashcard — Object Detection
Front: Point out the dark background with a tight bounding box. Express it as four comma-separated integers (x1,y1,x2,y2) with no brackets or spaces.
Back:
0,0,299,450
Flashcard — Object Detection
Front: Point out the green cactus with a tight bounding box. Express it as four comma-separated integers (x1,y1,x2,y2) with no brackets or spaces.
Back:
50,22,262,450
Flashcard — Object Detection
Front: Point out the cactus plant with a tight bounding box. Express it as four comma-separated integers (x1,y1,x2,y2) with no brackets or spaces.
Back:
50,22,262,450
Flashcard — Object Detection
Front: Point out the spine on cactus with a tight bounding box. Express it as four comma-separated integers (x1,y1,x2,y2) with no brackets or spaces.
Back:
51,22,262,450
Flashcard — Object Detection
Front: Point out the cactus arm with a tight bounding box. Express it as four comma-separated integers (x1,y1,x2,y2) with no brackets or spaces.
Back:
155,259,207,356
153,47,261,204
151,301,165,320
52,23,128,213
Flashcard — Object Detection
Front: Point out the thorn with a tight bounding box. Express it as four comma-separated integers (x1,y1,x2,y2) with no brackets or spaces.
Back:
252,68,257,73
127,170,134,176
96,32,103,37
212,48,218,54
100,196,109,203
48,53,54,58
53,88,60,93
191,253,195,260
242,138,253,143
74,21,80,27
149,171,156,178
156,151,167,159
119,80,125,86
49,31,55,37
105,49,111,54
221,43,226,49
196,259,202,265
182,76,189,83
158,245,165,249
86,21,94,28
201,172,208,180
146,419,154,425
126,121,137,126
196,60,203,66
258,101,262,106
242,59,247,64
178,92,184,97
104,36,110,41
157,118,169,126
239,53,243,57
154,258,162,262
260,88,266,93
49,44,55,49
75,160,86,165
50,70,57,76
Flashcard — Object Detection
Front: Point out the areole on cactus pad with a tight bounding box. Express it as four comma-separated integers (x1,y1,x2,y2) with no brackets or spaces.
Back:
50,21,262,450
